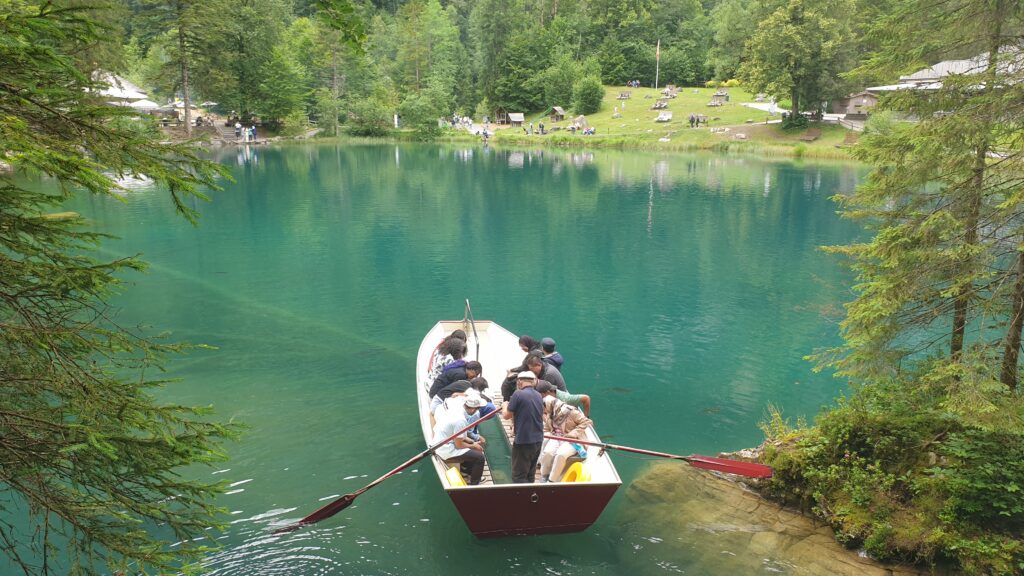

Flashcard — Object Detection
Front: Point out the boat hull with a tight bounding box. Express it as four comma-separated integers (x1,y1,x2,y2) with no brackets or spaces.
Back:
447,482,619,537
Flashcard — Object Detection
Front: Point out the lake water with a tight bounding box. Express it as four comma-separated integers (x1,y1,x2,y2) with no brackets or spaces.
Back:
67,143,863,575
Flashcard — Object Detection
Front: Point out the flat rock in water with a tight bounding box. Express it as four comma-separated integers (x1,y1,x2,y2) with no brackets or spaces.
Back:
619,462,945,576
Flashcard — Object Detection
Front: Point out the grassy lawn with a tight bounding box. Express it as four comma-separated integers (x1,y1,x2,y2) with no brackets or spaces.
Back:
479,85,857,160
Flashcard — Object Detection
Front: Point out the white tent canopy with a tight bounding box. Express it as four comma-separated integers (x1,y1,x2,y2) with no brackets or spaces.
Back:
128,99,161,111
95,73,148,101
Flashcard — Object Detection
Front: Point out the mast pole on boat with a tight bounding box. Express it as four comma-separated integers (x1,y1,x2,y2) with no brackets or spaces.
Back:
464,299,480,360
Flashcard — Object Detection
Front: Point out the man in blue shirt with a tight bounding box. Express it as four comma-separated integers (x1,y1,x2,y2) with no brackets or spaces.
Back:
502,371,545,483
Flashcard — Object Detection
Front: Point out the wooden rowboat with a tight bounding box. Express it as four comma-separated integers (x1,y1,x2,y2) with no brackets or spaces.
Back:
416,304,621,537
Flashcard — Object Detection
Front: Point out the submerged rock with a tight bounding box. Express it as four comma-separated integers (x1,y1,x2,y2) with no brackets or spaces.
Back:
618,462,947,576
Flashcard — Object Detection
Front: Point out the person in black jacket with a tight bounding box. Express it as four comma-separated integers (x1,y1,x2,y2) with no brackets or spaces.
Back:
527,354,566,392
429,360,482,399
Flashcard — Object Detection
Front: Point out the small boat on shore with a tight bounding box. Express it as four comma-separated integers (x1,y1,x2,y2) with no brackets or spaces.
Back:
416,303,622,537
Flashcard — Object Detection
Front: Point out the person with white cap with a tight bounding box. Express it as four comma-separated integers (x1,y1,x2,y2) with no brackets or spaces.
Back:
431,389,487,485
502,371,545,483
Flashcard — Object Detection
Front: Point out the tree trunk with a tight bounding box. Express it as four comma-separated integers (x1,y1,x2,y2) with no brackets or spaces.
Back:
953,1,1003,360
951,183,980,358
331,45,340,137
178,24,192,137
790,87,800,117
1000,250,1024,391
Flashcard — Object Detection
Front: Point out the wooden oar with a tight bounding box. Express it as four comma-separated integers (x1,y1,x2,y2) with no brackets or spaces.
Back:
275,407,502,534
544,435,773,479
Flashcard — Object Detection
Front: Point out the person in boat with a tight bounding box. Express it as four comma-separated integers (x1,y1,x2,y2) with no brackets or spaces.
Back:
431,377,491,421
429,359,481,399
540,337,564,370
536,382,592,482
537,379,590,416
432,390,487,485
426,331,468,382
501,335,544,399
501,371,545,483
527,354,567,392
468,377,495,436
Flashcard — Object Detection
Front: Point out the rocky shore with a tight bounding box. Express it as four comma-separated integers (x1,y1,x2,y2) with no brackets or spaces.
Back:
618,460,953,575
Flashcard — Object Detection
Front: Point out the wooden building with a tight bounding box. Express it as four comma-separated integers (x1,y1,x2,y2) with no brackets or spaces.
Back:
831,91,879,117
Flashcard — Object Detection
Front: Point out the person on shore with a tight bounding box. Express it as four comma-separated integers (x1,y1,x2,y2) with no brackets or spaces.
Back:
234,121,242,139
527,353,566,392
540,337,563,370
432,390,486,485
502,371,545,483
537,383,592,482
250,125,257,142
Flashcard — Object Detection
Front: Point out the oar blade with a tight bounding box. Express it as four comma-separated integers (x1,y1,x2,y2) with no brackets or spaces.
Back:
301,493,358,524
272,493,358,534
684,455,773,478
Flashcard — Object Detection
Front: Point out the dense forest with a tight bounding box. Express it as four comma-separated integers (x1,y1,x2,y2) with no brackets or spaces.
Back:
111,0,893,136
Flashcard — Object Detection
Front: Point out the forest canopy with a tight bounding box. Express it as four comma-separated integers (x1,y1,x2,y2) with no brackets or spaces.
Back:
116,0,892,134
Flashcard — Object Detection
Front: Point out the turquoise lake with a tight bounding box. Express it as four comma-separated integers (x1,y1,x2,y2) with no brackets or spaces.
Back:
67,143,864,575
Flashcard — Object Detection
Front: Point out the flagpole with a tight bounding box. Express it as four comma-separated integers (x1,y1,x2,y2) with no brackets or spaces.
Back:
655,39,661,90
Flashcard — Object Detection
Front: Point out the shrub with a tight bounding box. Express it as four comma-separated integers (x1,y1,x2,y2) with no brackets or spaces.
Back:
782,113,809,129
759,384,1024,574
346,97,392,137
938,429,1024,530
724,78,741,87
705,80,719,88
572,76,604,115
277,111,310,138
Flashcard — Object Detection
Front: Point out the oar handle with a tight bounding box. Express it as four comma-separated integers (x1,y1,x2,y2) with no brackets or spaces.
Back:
544,435,773,479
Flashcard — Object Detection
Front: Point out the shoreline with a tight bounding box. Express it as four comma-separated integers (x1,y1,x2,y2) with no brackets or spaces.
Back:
185,130,863,165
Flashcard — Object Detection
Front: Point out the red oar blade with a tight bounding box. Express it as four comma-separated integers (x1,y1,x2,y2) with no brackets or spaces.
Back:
273,493,359,534
683,455,773,478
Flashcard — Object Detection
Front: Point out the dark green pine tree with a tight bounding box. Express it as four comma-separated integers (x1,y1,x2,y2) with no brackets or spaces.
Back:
0,3,238,574
822,0,1024,427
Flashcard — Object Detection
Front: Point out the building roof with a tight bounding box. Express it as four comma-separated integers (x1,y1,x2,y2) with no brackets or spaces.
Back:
866,82,942,92
898,47,1022,87
899,55,988,84
95,73,148,101
508,112,525,122
552,106,565,114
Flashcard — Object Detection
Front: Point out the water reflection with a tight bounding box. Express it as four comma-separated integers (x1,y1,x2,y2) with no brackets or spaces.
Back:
61,143,866,576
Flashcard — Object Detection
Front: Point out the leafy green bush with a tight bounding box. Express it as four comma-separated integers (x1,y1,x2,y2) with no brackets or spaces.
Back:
782,112,809,129
705,80,719,88
759,389,1024,574
572,76,604,115
723,78,741,87
937,430,1024,530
